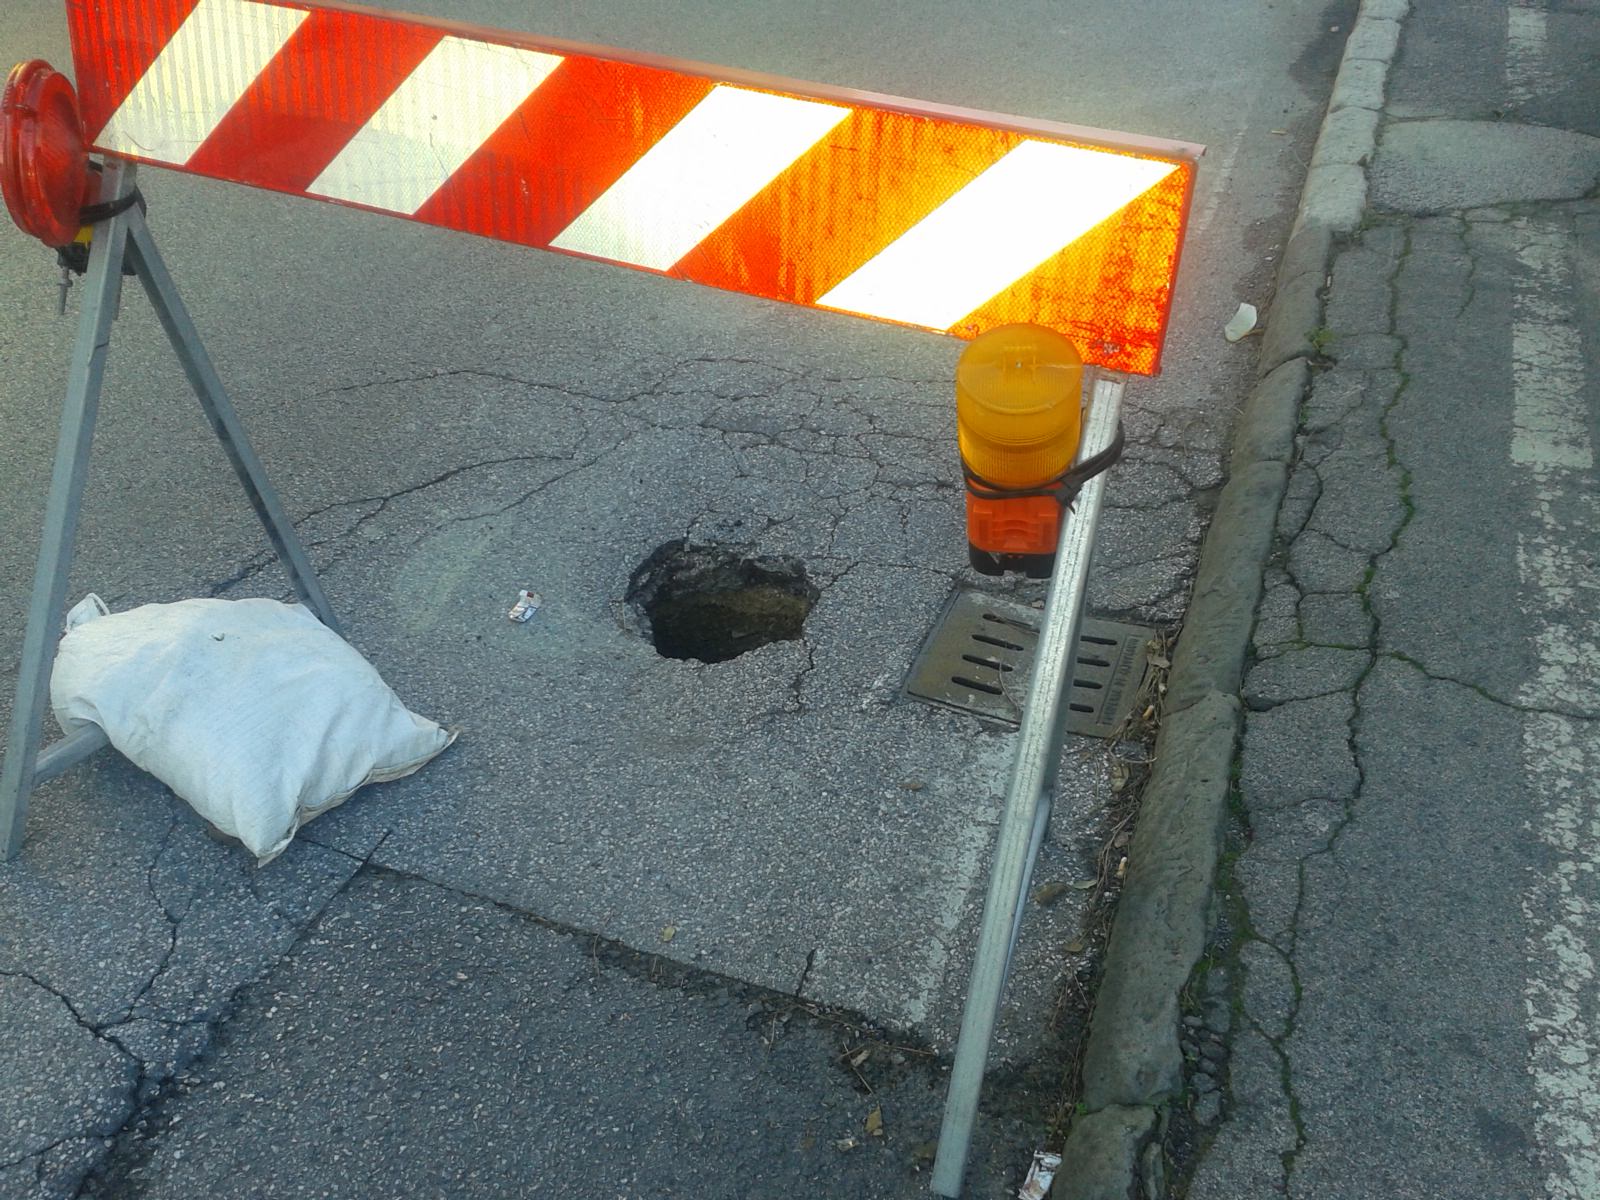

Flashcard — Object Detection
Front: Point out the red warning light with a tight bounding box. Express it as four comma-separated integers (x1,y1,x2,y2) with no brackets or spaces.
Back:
0,60,92,246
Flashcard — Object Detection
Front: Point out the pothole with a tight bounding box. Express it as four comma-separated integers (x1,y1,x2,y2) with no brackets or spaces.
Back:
626,539,818,664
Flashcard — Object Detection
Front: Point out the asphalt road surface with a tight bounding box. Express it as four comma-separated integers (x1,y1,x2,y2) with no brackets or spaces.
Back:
0,1,1354,1196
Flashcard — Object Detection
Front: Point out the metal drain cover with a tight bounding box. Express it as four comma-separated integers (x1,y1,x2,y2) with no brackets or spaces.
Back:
903,589,1154,737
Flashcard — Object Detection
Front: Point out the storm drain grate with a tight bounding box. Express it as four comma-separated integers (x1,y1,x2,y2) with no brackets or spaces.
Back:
903,589,1154,737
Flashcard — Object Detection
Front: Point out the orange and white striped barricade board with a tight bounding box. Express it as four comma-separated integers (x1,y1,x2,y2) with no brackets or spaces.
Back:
67,0,1199,374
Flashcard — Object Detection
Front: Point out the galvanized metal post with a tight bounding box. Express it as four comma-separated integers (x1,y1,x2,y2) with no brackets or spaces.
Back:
0,163,134,859
930,375,1124,1198
0,161,338,858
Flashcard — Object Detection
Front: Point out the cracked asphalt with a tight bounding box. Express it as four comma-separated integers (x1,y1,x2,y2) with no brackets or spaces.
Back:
1183,3,1600,1198
0,0,1357,1196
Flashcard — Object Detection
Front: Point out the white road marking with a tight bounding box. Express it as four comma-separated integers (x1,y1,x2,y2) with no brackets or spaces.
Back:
1507,2,1552,109
551,86,849,270
97,0,307,162
1511,217,1600,1200
308,38,565,214
1513,233,1593,471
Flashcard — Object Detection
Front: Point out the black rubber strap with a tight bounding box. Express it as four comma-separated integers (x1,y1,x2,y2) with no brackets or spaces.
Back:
78,189,145,225
54,187,147,273
963,420,1126,507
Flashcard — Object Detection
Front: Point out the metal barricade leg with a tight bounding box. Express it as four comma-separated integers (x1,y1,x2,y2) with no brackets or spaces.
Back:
0,164,134,859
123,203,340,634
0,161,339,859
930,376,1124,1198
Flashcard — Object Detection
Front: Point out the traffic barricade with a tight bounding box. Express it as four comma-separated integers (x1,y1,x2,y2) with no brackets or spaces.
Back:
0,5,1201,1193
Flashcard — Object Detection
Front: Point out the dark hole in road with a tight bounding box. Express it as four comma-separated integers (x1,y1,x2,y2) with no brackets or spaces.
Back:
627,539,818,664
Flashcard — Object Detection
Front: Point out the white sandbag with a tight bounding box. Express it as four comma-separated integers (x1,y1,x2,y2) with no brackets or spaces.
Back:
51,596,456,863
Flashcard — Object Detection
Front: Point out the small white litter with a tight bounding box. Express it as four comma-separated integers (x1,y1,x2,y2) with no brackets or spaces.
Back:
51,595,456,863
1018,1149,1061,1200
508,589,542,623
1224,301,1259,342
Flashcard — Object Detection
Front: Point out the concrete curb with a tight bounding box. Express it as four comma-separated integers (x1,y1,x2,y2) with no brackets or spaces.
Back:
1057,1107,1159,1200
1078,690,1239,1111
1057,2,1409,1195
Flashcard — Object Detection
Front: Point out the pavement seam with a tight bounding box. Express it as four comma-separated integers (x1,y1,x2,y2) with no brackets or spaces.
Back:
281,851,937,1055
1054,3,1411,1197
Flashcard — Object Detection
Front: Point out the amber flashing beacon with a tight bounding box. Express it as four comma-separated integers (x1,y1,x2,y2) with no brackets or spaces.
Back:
956,323,1085,577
